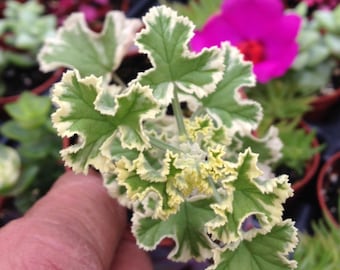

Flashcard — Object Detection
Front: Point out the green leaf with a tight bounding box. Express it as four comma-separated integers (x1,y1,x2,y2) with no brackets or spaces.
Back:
161,0,223,29
0,0,56,51
134,5,224,105
324,34,340,56
4,165,38,197
0,144,21,193
38,11,141,78
231,126,282,165
207,149,293,244
0,120,43,142
275,122,323,176
114,150,185,219
51,70,159,173
133,198,216,262
314,9,336,32
4,92,51,129
294,217,340,270
200,43,260,130
208,220,298,270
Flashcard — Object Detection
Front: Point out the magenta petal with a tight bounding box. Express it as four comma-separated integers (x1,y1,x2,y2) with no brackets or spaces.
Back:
190,14,242,52
254,43,298,83
221,0,284,39
270,14,302,44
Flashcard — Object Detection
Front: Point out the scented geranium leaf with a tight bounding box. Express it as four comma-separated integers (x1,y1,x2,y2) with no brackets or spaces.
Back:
232,126,282,165
200,43,261,130
51,70,159,173
115,151,184,219
38,11,141,78
208,219,298,270
101,136,139,162
134,5,224,105
132,198,215,262
208,149,293,244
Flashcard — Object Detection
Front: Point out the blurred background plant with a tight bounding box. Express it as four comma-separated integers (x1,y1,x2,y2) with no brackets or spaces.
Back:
0,0,57,97
294,207,340,270
161,0,223,29
280,2,340,99
0,0,56,69
0,92,63,215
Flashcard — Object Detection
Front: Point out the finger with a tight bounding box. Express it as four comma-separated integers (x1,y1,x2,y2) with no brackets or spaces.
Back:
110,229,153,270
0,171,127,270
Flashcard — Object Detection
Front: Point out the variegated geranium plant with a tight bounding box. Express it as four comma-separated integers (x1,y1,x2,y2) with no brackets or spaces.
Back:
38,5,298,270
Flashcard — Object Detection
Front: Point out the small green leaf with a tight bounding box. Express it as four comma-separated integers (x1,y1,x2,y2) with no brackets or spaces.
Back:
324,34,340,56
0,120,43,142
52,70,159,173
38,11,141,78
134,5,224,105
4,92,51,129
231,126,282,165
200,43,260,130
161,0,223,29
133,198,216,262
275,122,323,176
208,220,298,270
0,0,56,51
314,9,336,32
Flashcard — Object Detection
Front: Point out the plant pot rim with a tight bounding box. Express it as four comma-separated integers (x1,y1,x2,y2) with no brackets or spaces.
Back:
311,87,340,107
317,151,340,227
304,87,340,122
291,121,321,192
0,68,64,105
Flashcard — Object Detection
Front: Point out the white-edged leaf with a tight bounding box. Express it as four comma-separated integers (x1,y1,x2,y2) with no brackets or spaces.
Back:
51,70,159,173
38,11,142,78
207,149,293,244
134,5,224,105
132,198,216,262
200,43,260,131
207,220,298,270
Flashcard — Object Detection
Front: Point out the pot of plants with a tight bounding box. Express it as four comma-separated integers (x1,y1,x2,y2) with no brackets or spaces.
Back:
275,121,321,193
309,103,340,162
0,67,64,119
317,151,340,227
304,88,340,122
292,137,320,193
304,64,340,122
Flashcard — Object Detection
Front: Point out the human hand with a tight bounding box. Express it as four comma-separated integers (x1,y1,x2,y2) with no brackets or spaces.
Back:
0,171,152,270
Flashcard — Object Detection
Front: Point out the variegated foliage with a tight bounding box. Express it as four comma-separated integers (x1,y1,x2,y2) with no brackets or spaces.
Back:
0,145,20,192
45,5,298,270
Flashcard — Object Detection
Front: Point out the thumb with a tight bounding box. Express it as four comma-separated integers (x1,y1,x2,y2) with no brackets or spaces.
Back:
0,170,151,270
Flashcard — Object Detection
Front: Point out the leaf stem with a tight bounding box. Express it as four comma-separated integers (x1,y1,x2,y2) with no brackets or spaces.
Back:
149,136,182,153
191,105,205,119
172,90,188,138
207,176,222,202
112,72,127,88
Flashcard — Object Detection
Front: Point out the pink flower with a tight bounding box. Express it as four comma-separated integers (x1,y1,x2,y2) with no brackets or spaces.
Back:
190,0,302,83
